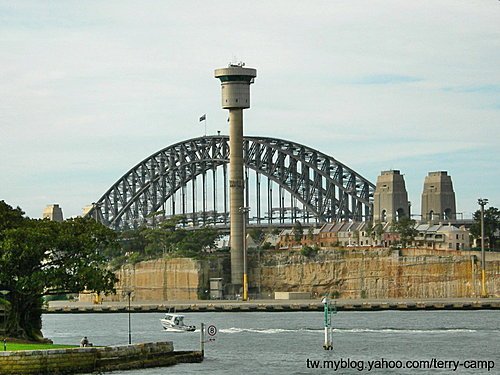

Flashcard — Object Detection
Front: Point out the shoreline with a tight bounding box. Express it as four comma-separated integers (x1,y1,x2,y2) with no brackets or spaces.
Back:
46,297,500,313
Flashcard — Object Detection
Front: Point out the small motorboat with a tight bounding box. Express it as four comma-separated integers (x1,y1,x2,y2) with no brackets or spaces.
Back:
160,313,196,332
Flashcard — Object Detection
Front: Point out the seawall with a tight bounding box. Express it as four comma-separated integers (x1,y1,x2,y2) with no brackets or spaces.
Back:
46,298,500,314
0,342,202,375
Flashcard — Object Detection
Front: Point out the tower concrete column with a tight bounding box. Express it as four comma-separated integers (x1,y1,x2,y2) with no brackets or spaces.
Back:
215,63,257,289
229,108,244,286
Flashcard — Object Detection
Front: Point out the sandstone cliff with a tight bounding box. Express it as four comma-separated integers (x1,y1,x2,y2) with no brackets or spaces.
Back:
102,249,498,302
251,248,499,299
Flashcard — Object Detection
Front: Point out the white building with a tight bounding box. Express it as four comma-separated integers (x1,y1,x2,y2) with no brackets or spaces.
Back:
413,223,470,250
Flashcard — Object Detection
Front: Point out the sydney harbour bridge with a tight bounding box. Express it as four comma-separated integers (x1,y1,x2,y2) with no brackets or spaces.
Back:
88,135,375,230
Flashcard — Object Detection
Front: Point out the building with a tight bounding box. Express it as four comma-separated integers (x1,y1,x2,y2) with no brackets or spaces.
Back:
278,219,471,251
277,227,321,249
413,223,470,250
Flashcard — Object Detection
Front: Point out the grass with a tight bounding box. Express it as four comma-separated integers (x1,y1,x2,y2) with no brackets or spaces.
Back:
2,342,78,351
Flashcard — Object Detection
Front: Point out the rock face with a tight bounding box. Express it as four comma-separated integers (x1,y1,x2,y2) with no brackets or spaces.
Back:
250,249,500,299
106,249,499,301
112,258,208,301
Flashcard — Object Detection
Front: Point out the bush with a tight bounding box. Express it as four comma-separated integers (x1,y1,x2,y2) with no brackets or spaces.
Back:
261,242,273,250
301,245,318,258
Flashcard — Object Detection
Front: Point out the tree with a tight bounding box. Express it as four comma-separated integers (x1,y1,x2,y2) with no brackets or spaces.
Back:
0,203,118,340
140,216,219,258
391,218,417,248
470,206,500,249
301,244,318,258
293,221,303,242
248,228,264,243
0,200,25,232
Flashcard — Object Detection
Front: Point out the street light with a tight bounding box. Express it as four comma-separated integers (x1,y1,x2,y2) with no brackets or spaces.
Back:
239,207,250,301
478,198,488,298
123,288,133,344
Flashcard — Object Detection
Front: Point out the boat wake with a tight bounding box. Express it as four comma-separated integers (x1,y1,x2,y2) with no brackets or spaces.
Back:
334,328,478,334
220,328,297,334
219,327,480,334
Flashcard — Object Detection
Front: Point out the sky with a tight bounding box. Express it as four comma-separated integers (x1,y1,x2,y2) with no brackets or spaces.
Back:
1,0,499,220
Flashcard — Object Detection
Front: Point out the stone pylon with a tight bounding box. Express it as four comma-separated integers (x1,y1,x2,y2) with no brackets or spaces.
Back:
421,171,456,222
373,170,409,222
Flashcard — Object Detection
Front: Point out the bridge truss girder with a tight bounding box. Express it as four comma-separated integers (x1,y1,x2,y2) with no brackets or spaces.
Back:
88,135,375,230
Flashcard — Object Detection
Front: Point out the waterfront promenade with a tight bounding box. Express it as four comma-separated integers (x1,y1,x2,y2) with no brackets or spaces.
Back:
47,297,500,314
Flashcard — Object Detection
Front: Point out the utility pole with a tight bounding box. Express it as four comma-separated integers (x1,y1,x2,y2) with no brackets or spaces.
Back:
478,198,488,298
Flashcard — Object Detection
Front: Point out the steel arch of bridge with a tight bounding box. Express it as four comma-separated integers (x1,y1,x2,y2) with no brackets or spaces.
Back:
88,135,375,230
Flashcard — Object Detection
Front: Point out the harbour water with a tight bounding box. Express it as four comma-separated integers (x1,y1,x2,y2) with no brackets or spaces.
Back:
42,310,498,374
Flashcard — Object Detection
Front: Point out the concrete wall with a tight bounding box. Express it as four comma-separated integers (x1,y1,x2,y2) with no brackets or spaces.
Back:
0,342,181,375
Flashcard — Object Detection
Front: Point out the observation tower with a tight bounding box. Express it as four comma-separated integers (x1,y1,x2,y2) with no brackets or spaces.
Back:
215,62,257,293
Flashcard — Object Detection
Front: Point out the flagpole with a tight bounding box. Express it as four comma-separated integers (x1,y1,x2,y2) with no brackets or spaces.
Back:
199,114,207,136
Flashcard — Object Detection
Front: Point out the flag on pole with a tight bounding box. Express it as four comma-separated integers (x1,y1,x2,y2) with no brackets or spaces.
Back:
199,114,206,122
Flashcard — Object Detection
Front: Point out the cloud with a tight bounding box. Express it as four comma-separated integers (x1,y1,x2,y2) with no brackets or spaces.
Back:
349,75,423,85
442,85,500,94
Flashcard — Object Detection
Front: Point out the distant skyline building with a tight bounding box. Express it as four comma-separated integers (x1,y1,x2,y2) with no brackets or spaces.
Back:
373,170,410,223
42,204,64,222
421,171,456,222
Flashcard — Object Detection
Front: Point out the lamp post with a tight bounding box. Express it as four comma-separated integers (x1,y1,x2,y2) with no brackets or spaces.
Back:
123,287,133,344
239,207,250,301
127,291,132,344
478,198,488,298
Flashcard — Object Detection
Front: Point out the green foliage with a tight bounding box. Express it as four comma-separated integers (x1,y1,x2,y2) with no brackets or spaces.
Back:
391,218,418,248
366,220,384,243
301,245,318,258
374,221,384,238
293,221,304,242
248,228,264,243
112,216,220,266
470,206,500,249
4,342,78,351
0,203,118,340
261,241,273,250
330,290,340,299
307,227,314,240
0,200,26,233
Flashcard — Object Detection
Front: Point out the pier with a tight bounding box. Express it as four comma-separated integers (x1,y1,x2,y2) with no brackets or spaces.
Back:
46,298,500,314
